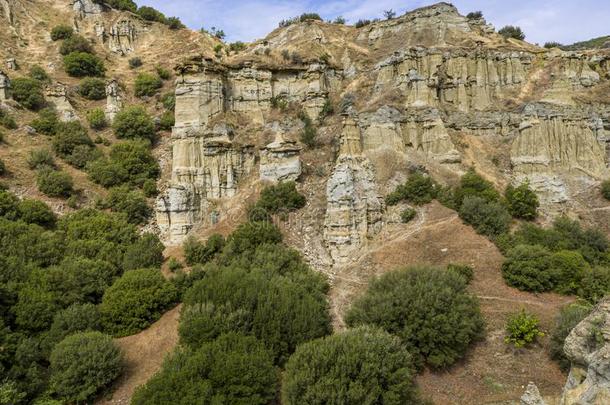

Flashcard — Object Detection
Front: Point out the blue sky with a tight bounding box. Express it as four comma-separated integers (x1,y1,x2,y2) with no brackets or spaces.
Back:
138,0,610,45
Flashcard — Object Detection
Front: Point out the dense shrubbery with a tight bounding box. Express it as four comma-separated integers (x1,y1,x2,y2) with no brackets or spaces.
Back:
466,11,483,19
50,25,73,41
132,333,277,405
505,182,539,220
63,52,106,77
550,302,592,370
459,196,511,237
52,121,97,168
447,263,474,283
137,5,166,22
112,106,156,141
499,25,526,40
100,186,151,224
0,107,17,129
184,234,225,266
122,233,164,271
59,34,93,56
31,108,59,135
158,110,174,131
49,332,122,403
250,181,306,219
18,199,57,228
100,269,177,337
87,140,159,188
279,12,323,27
282,326,421,405
504,309,544,348
602,180,610,200
386,172,437,206
160,92,175,110
44,303,102,352
28,65,51,83
37,169,74,198
11,77,45,110
346,266,484,369
400,207,417,223
87,108,107,130
128,57,143,69
105,0,137,12
78,77,106,100
134,72,162,97
27,149,55,170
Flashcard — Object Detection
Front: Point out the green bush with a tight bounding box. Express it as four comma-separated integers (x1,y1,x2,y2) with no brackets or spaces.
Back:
166,17,185,30
400,207,417,223
158,110,174,131
155,65,172,80
550,302,592,370
11,78,45,110
167,257,183,272
18,199,56,228
87,140,159,188
184,234,225,266
78,78,106,100
44,303,102,352
346,266,484,369
459,196,511,237
181,264,331,364
453,169,501,207
49,331,122,403
100,268,178,337
112,106,156,141
132,333,276,405
31,108,59,135
499,25,526,40
251,181,306,218
52,121,97,168
299,112,317,148
59,34,93,55
103,186,151,224
0,190,19,220
282,326,421,405
602,180,610,201
50,25,73,41
160,92,175,110
224,221,283,256
505,182,539,220
447,263,474,283
106,0,137,12
134,73,162,97
504,309,544,348
137,6,166,23
123,233,165,271
128,57,143,69
142,178,158,197
386,172,437,206
28,65,51,83
577,266,610,304
0,108,17,129
63,52,105,77
87,108,107,130
37,169,73,198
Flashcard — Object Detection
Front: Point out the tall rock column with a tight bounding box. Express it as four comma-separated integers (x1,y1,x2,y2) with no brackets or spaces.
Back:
105,79,122,122
0,70,9,102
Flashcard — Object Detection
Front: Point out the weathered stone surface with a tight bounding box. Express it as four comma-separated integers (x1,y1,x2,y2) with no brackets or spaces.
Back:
107,18,138,55
521,382,547,405
5,58,17,70
105,79,122,122
72,0,102,19
260,126,301,182
0,70,9,101
324,116,384,263
0,0,12,24
561,298,610,405
541,51,602,105
45,83,78,122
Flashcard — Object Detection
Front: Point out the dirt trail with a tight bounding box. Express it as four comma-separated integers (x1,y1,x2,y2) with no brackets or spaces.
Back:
96,305,182,405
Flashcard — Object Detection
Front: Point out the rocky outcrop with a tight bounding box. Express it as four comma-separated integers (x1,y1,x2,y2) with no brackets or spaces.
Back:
324,115,384,263
105,79,122,122
541,51,602,105
260,127,301,182
107,18,139,55
0,70,9,102
521,382,547,405
72,0,103,19
5,58,17,70
0,0,12,24
561,298,610,405
45,83,78,122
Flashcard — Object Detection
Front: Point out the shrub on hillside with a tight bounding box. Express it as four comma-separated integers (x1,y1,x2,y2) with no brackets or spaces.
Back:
459,196,511,237
223,221,283,256
49,332,122,403
52,121,98,168
37,169,73,198
501,244,554,292
453,169,501,207
134,73,162,97
166,16,185,30
106,0,137,12
44,303,102,352
447,263,474,283
100,268,178,337
78,78,106,100
142,178,158,197
87,108,107,130
28,65,51,83
63,52,106,77
282,326,421,405
550,302,592,370
155,65,172,80
577,266,610,304
18,199,56,228
299,111,317,148
112,106,156,141
386,172,437,206
504,309,544,348
160,92,175,110
128,57,143,69
50,25,73,41
602,180,610,201
59,34,93,55
31,107,59,135
505,182,539,220
158,110,174,131
253,181,306,217
499,25,525,40
132,333,276,405
102,186,151,224
466,11,483,20
11,77,45,110
279,12,323,27
0,108,17,129
123,233,164,271
184,234,225,266
0,190,19,220
137,6,166,23
27,149,55,170
400,207,417,223
345,266,484,369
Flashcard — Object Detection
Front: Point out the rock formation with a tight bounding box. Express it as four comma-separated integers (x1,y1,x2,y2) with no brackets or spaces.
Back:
72,0,102,19
0,0,12,24
107,18,139,55
324,115,384,263
260,126,302,182
561,298,610,405
521,382,547,405
0,70,9,102
45,83,78,122
105,79,122,122
5,58,17,70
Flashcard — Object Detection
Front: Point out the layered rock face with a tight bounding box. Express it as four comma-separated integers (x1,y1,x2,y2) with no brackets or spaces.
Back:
104,79,122,122
45,83,78,122
561,298,610,405
260,128,301,182
0,70,9,101
324,116,384,263
72,0,102,19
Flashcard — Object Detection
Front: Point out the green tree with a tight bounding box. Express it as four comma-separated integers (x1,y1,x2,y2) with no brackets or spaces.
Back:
282,326,421,405
50,25,73,41
18,199,56,228
459,196,511,237
112,106,156,141
106,0,137,12
183,234,225,266
134,73,162,97
505,182,539,220
11,78,45,110
100,269,178,337
132,333,277,405
28,65,51,83
49,332,122,403
498,25,526,40
137,6,166,23
386,172,437,206
78,78,106,100
346,266,484,369
123,233,165,271
63,52,106,77
102,186,151,224
59,35,93,55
